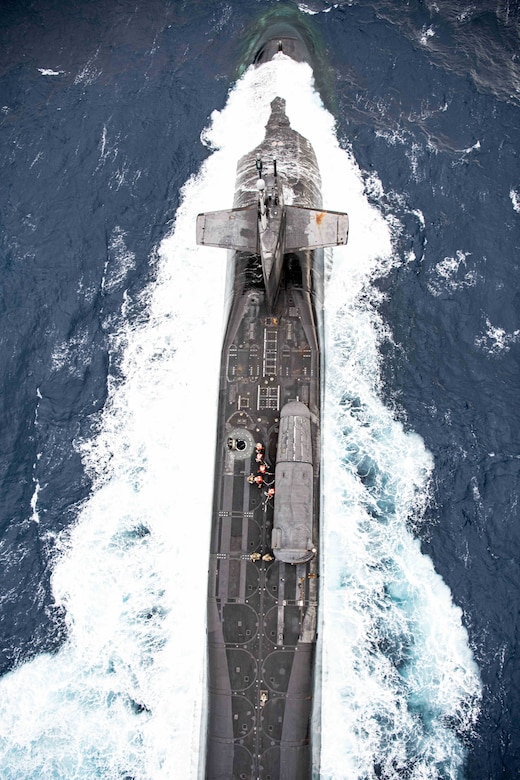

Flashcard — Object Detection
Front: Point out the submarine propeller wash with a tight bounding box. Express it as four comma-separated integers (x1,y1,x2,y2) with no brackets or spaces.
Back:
197,23,349,780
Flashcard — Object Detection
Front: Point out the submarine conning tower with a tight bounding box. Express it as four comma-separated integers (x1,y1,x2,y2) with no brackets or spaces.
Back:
196,97,348,311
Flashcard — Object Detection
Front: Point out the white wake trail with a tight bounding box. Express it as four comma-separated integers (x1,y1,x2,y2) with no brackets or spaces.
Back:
0,57,480,780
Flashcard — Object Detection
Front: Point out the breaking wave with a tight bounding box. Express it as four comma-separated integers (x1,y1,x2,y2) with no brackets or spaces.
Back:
0,56,480,779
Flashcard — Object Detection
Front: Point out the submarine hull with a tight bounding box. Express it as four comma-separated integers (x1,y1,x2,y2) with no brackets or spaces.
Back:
203,100,326,780
199,26,348,771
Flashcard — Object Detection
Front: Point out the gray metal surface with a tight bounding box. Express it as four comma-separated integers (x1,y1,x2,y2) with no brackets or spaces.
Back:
285,206,349,251
272,402,316,565
205,276,321,778
196,205,257,251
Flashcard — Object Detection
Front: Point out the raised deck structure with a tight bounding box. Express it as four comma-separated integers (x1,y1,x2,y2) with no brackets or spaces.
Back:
197,26,348,780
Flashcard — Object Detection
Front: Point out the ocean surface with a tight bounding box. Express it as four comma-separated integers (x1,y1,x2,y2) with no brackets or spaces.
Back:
0,1,518,778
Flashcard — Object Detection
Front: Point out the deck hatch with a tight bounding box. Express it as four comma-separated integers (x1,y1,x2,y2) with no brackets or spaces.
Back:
257,385,280,410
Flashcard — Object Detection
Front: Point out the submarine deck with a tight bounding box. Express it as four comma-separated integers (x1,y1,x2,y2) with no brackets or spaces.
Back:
206,258,321,780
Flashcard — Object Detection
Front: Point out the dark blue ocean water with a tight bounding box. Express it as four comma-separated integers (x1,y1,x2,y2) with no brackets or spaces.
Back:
0,1,519,778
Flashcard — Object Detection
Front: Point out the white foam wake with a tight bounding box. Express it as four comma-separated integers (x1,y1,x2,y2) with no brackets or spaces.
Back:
0,57,480,779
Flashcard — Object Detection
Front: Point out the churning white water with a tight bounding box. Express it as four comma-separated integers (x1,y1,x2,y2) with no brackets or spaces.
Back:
0,56,480,779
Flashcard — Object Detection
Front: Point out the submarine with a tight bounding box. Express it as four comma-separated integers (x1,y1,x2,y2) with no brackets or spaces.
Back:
197,20,349,780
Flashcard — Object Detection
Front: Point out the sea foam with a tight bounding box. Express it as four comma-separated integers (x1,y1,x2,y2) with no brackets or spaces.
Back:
0,56,480,780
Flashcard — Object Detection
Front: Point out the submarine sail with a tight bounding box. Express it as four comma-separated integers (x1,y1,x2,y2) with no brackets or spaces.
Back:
197,28,348,780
